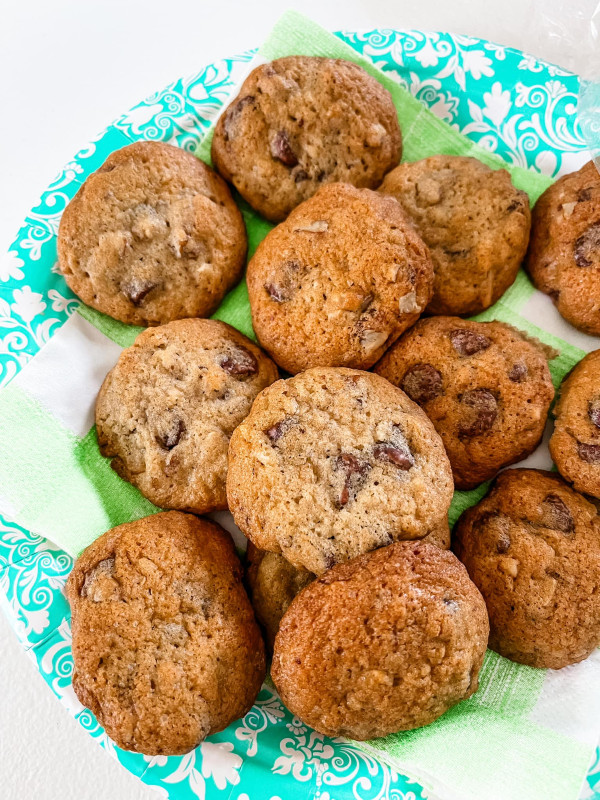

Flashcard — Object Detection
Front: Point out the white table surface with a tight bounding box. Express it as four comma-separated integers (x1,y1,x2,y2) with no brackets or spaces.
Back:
0,1,592,798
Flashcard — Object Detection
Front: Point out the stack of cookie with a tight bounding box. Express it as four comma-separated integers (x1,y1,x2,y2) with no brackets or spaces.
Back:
57,55,600,756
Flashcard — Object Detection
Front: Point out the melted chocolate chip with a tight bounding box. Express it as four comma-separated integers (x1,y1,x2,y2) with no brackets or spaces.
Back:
157,418,185,450
270,130,298,167
541,494,574,533
589,398,600,429
458,389,498,437
122,278,157,306
450,329,491,357
265,417,294,444
334,453,371,508
219,347,258,377
496,531,511,553
265,282,290,302
509,362,528,383
223,95,254,140
577,187,593,202
574,221,600,268
373,443,414,470
578,441,600,464
401,363,443,404
506,198,523,213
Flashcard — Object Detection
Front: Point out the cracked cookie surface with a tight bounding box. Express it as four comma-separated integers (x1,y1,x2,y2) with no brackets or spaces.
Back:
378,155,530,316
374,317,555,489
66,512,265,755
227,367,453,575
454,469,600,669
550,349,600,499
211,56,402,222
58,141,247,326
271,541,489,739
526,160,600,335
247,183,434,373
96,319,278,513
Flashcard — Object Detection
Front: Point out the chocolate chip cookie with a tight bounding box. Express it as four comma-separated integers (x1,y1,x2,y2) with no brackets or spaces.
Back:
550,349,600,499
378,155,531,316
58,142,247,326
271,541,489,739
245,542,314,651
227,367,454,575
245,518,450,650
526,160,600,335
211,56,402,222
96,319,278,513
247,183,434,373
66,512,265,754
454,469,600,669
374,317,555,489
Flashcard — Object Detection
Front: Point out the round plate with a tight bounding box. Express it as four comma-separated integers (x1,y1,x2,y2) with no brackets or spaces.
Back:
0,29,596,800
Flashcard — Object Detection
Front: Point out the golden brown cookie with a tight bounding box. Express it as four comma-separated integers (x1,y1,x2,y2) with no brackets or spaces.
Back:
65,512,265,754
96,319,278,513
245,542,314,651
374,317,555,489
227,367,454,575
526,160,600,335
247,183,434,373
245,519,450,650
271,541,489,739
378,155,531,316
454,469,600,669
211,56,402,222
550,349,600,499
58,142,247,326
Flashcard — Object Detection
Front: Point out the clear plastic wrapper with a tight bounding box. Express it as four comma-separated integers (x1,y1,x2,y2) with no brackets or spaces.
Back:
532,0,600,166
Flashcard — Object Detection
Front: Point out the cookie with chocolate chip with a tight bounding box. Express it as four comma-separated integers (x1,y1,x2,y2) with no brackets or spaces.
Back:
271,541,489,739
58,142,247,326
66,512,265,754
550,349,600,499
374,317,555,489
527,160,600,335
246,517,451,650
96,319,278,513
211,56,402,222
227,367,453,575
378,155,531,316
247,183,434,373
454,469,600,668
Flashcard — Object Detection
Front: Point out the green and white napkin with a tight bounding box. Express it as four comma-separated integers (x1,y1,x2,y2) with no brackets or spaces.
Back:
0,10,599,800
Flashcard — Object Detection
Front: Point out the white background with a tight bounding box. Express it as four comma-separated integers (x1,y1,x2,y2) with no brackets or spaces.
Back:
0,1,594,798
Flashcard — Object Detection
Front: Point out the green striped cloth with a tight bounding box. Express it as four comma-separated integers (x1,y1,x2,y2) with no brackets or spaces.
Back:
0,11,599,800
